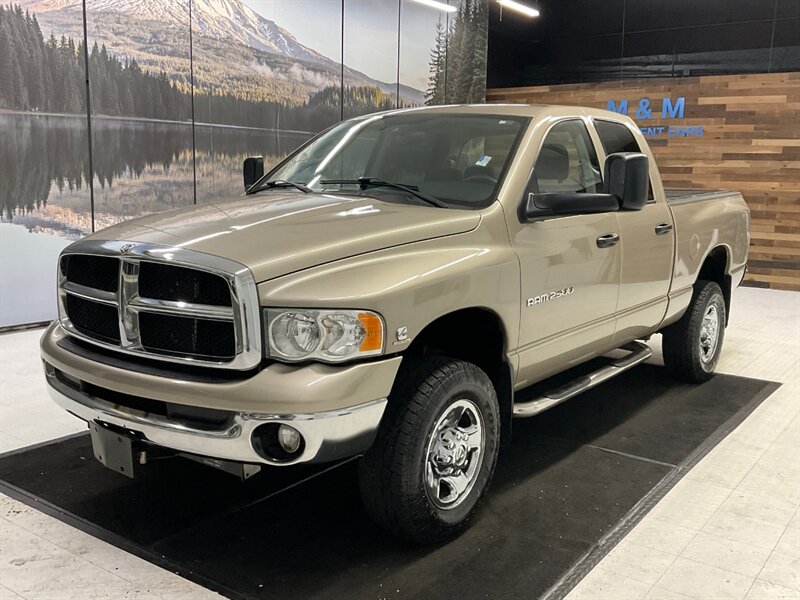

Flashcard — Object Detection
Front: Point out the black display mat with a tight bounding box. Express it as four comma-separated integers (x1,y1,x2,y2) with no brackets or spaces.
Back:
0,366,779,600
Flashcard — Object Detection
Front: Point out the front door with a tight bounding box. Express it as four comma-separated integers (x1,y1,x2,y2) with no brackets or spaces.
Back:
512,119,622,389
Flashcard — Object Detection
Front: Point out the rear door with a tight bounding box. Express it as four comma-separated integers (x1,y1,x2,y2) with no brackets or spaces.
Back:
591,119,674,343
511,119,622,388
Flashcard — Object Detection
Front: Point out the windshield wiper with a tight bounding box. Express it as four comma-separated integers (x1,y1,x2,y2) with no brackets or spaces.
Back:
320,177,447,208
247,180,311,195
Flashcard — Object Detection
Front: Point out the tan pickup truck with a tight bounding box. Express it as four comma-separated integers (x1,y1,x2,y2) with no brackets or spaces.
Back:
41,104,749,543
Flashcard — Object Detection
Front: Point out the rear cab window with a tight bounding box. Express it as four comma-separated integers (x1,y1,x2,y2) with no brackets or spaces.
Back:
594,119,655,201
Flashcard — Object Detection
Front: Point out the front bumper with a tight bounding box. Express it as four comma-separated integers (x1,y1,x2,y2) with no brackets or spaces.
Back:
41,323,401,466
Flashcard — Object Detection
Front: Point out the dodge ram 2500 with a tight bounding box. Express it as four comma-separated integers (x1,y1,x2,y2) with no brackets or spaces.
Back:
42,105,750,543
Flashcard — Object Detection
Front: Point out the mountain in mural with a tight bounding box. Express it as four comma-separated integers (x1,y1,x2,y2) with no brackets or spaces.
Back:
17,0,425,106
24,0,334,65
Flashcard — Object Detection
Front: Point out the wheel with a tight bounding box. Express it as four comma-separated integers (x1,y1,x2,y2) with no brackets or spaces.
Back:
662,280,726,383
358,356,500,544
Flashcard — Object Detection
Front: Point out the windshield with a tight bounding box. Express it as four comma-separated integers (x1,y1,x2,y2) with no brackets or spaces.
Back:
263,112,528,208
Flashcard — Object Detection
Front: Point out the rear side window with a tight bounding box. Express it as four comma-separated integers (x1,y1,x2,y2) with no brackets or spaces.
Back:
594,119,654,200
594,120,642,154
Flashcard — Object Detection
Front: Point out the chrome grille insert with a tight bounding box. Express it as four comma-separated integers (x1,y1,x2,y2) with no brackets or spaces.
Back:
57,240,262,370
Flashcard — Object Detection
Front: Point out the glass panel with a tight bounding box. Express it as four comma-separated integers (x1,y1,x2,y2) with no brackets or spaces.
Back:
193,0,338,203
85,0,195,227
533,121,602,195
398,0,443,106
443,0,489,103
594,120,653,199
400,0,489,105
595,120,642,154
343,0,400,119
267,112,526,208
0,5,91,326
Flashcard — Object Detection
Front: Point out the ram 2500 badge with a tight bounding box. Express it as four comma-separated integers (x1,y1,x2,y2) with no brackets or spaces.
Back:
42,105,750,543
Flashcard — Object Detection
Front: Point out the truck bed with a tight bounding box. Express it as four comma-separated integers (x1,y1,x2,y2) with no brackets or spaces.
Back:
664,187,749,298
665,188,738,205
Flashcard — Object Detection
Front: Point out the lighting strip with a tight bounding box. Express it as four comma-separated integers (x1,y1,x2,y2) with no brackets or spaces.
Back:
498,0,540,18
412,0,457,13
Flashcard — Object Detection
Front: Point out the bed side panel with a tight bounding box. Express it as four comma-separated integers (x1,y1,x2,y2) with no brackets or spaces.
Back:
663,192,750,326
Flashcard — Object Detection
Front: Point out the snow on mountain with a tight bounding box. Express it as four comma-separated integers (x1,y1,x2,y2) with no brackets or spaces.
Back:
23,0,336,68
19,0,426,104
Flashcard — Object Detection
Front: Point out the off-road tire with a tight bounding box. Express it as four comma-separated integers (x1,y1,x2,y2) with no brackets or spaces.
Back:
662,280,726,383
358,356,500,545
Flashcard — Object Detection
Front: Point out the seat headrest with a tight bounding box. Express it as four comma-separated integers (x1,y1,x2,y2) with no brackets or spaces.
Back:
536,143,569,182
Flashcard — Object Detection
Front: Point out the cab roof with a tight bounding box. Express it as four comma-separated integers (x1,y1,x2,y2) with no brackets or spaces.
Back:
357,102,632,124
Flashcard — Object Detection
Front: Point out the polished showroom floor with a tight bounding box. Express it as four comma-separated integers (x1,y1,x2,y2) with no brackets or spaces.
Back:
0,287,798,600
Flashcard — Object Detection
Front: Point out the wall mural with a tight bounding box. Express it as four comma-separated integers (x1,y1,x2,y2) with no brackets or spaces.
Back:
0,0,489,327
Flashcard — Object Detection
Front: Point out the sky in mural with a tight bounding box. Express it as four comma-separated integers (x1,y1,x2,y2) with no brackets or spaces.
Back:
243,0,441,89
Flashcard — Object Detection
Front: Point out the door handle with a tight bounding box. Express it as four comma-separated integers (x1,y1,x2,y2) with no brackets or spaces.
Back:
596,233,620,248
655,222,673,235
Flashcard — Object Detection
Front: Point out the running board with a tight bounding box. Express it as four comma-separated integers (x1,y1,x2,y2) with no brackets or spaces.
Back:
512,342,653,418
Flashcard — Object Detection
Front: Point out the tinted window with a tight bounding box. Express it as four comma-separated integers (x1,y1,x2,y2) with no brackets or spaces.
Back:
594,119,654,200
595,120,642,154
532,120,602,194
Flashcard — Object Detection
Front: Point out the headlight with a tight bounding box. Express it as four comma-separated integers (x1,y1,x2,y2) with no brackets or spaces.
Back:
265,309,384,363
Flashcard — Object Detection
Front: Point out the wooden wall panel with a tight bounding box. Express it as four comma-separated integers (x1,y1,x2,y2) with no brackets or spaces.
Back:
487,72,800,291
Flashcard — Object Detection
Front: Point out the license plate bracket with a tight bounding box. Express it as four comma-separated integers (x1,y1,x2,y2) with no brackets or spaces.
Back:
90,422,135,478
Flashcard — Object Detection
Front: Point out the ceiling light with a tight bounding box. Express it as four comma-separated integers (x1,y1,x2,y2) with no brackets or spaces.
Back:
412,0,457,13
498,0,540,18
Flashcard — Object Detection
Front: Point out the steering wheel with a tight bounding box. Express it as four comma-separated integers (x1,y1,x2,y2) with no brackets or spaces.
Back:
464,175,497,185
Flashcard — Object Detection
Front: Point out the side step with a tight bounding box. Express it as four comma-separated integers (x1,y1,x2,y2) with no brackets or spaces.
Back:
512,341,653,418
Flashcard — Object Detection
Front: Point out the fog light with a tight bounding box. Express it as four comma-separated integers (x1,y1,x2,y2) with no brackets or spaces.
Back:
252,423,305,462
278,424,302,454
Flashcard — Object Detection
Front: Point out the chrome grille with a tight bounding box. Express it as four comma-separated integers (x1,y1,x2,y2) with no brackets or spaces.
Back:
57,240,262,369
138,262,232,307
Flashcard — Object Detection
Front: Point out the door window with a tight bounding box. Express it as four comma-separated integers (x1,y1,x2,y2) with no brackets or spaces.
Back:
594,119,654,200
531,120,602,195
594,120,642,154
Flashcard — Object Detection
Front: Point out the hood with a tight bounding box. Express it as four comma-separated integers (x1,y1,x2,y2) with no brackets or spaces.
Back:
89,193,481,282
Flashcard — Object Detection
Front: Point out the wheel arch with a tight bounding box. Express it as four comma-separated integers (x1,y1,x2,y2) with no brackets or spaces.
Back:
697,245,732,324
404,307,514,446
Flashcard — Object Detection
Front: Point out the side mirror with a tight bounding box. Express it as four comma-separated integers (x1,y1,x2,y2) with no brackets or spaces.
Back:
243,156,264,190
524,192,620,220
603,152,648,210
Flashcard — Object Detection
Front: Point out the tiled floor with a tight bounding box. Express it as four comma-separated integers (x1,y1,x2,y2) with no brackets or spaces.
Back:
567,288,800,600
0,287,798,600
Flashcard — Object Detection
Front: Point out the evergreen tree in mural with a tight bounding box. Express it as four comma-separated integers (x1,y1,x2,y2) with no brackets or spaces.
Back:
426,19,447,105
0,5,85,114
425,0,488,105
0,4,398,130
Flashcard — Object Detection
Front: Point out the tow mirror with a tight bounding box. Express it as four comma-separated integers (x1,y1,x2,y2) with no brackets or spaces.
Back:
243,156,264,190
603,152,648,210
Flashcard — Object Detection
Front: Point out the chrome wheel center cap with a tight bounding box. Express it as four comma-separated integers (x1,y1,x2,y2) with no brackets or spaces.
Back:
424,399,485,510
699,304,720,363
431,430,469,471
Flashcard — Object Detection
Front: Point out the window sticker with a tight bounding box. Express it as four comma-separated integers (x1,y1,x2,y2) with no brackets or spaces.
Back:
475,155,492,167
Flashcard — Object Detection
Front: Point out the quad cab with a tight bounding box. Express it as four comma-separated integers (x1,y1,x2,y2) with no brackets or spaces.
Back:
42,105,749,543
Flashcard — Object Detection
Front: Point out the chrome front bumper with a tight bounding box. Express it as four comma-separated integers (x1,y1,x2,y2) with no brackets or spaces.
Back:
45,365,387,467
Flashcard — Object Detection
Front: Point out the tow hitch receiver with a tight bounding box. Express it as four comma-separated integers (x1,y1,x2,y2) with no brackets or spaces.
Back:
180,454,262,480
